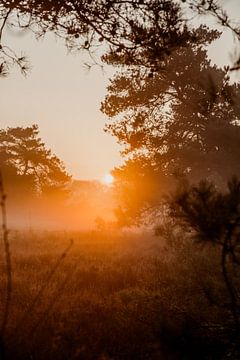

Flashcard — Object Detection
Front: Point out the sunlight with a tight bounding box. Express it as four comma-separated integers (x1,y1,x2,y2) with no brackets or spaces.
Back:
103,173,114,186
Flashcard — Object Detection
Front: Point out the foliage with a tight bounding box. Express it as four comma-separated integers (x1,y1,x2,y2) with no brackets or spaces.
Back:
102,25,240,224
0,0,193,75
0,1,239,75
0,124,71,196
170,178,240,247
169,177,240,333
103,26,240,184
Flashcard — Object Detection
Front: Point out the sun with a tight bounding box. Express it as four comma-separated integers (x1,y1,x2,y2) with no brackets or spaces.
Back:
103,173,114,186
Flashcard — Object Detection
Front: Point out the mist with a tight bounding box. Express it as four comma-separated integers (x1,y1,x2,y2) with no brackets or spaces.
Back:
5,180,116,231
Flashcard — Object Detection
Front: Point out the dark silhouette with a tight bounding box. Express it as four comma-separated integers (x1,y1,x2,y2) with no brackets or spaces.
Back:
102,26,240,224
0,1,239,76
169,177,240,350
0,124,71,197
0,171,11,360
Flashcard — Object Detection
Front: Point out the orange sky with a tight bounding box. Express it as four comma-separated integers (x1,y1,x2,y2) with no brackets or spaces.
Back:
0,1,239,181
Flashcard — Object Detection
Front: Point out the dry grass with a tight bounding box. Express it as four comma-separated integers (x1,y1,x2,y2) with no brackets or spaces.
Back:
0,229,235,359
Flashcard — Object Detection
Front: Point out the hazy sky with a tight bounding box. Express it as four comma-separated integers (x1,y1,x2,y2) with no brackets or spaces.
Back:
0,1,239,180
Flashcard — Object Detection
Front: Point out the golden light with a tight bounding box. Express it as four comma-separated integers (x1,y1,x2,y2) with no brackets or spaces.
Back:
103,173,114,185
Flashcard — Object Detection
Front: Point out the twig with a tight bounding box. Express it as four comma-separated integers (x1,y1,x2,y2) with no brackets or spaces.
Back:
0,170,11,360
0,9,11,43
0,170,12,337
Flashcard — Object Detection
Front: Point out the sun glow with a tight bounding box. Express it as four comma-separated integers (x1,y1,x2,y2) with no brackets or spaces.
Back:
103,173,114,185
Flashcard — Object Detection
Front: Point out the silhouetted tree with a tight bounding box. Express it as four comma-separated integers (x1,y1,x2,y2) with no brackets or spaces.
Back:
0,0,193,75
0,124,71,196
101,26,240,224
0,1,239,76
169,177,240,336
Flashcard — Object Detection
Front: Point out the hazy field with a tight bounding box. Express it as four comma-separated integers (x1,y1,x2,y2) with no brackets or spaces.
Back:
0,229,237,359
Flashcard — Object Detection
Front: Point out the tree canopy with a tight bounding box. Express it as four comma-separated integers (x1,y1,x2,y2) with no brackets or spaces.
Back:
0,0,191,75
101,26,240,223
0,124,71,196
0,0,239,76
